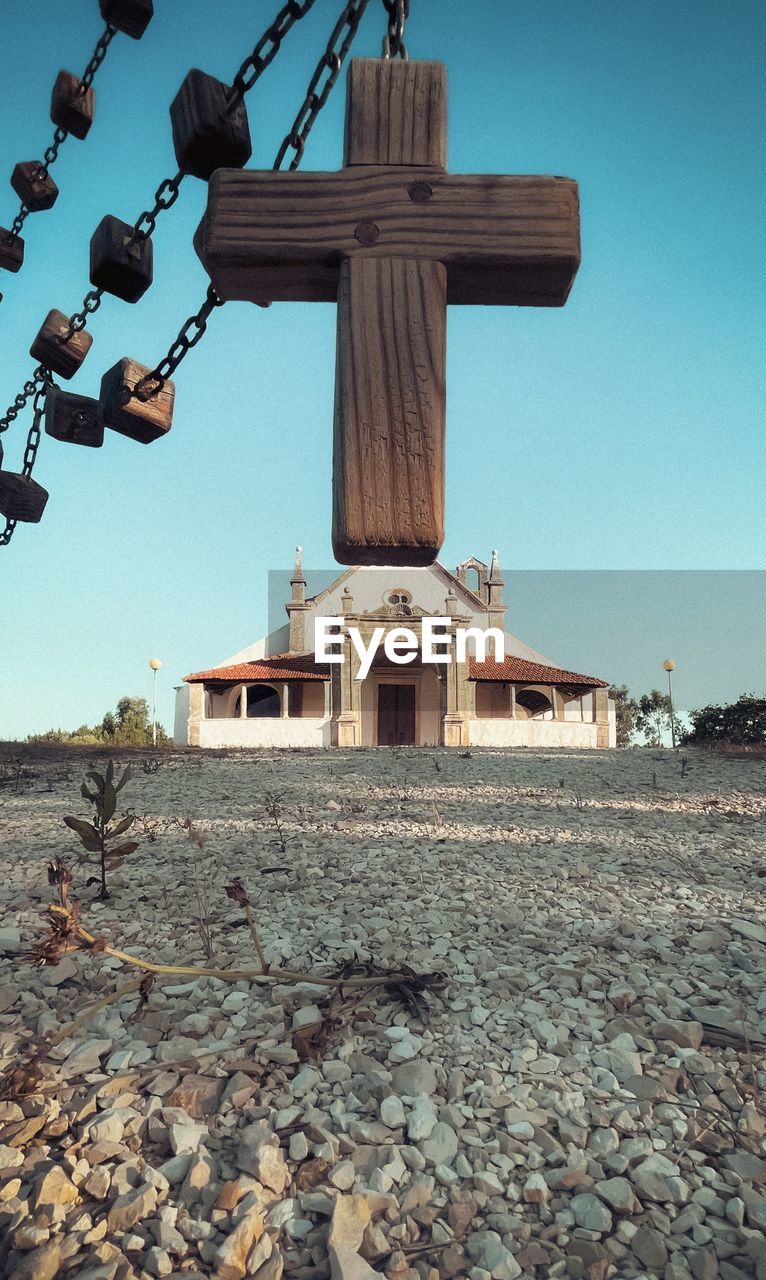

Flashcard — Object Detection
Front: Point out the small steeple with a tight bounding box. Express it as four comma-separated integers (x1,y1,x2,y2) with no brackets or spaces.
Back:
487,548,506,629
286,544,308,651
488,548,503,586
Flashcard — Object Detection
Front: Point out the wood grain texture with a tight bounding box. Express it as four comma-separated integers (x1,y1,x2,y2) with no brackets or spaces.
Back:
50,71,94,140
90,215,153,303
44,388,104,448
170,69,252,181
344,59,447,168
11,162,59,211
199,168,580,306
30,309,93,380
333,257,446,566
99,358,174,444
0,229,24,272
0,472,49,522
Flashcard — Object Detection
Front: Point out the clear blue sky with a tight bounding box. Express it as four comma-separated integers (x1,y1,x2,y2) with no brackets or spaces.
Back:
1,0,764,738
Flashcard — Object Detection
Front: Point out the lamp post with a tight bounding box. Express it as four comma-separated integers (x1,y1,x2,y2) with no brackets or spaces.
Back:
149,658,162,746
663,659,676,749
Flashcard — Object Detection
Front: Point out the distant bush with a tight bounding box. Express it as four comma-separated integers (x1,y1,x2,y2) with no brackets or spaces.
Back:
28,696,171,748
681,694,766,746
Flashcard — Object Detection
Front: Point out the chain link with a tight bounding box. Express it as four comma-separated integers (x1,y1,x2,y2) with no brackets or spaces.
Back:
132,285,225,402
228,0,318,107
274,0,372,171
4,25,117,250
129,171,185,242
382,0,408,58
133,0,372,403
0,377,52,546
0,367,49,435
60,288,105,342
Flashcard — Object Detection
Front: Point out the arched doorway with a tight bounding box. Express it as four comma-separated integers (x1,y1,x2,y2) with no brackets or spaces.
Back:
235,684,281,718
515,688,553,720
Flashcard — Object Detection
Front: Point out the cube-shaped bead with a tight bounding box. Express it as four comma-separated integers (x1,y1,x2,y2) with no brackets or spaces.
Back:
98,0,153,38
0,472,49,522
170,69,252,181
0,229,24,272
11,162,59,212
90,215,153,302
99,358,174,444
51,71,95,140
45,388,104,448
30,310,93,380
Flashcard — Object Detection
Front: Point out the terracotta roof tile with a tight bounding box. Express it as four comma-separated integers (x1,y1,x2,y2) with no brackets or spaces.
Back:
469,656,608,687
185,654,329,683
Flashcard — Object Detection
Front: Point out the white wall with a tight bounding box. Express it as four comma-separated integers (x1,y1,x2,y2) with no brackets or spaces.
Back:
469,719,600,748
173,685,190,746
197,718,331,749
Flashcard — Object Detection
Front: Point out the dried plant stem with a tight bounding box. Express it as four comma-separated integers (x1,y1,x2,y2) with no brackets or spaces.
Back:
243,902,268,972
49,977,146,1048
48,906,406,989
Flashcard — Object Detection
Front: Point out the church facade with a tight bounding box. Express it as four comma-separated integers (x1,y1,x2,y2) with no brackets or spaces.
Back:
175,551,616,750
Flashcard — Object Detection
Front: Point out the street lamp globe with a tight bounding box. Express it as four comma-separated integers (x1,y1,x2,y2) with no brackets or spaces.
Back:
148,659,162,746
662,659,677,749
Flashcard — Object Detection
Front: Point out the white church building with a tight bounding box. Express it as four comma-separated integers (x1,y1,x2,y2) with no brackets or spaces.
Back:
175,550,616,750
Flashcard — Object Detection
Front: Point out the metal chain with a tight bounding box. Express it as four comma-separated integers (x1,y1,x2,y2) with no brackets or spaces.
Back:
132,285,225,402
0,367,49,435
127,2,323,246
274,0,372,170
130,171,184,242
382,0,408,58
0,379,52,547
61,288,104,341
4,25,117,250
228,0,318,108
133,0,371,403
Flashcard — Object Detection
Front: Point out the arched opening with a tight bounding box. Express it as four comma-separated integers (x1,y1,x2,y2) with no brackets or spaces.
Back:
465,566,482,594
235,684,281,718
515,688,553,720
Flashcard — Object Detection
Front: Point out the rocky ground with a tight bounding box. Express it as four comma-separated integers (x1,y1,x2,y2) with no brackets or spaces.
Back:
0,745,765,1280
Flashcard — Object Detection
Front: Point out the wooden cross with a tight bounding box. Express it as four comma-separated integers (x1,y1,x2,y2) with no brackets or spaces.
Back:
197,59,580,566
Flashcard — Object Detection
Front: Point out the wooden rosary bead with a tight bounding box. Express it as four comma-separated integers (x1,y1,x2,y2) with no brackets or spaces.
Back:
51,71,95,140
0,472,49,522
90,215,153,302
11,162,59,212
170,69,252,181
30,310,93,380
99,358,174,444
0,229,24,272
45,387,104,448
98,0,153,39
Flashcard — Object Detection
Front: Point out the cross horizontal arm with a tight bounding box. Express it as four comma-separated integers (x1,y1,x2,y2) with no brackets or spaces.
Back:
197,168,580,307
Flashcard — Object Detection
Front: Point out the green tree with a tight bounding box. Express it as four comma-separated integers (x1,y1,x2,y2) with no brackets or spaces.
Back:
610,684,638,747
635,689,682,747
681,694,766,746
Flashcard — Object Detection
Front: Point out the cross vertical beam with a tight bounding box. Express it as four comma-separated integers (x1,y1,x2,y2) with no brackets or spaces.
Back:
334,60,448,565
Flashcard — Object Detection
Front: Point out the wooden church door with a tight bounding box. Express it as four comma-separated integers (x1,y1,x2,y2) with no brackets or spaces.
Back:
377,684,416,746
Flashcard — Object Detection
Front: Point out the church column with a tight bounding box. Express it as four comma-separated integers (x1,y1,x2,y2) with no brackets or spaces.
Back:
335,587,361,746
240,685,247,718
594,687,610,748
282,683,289,718
510,684,516,719
324,679,332,717
551,688,562,721
188,682,205,747
442,589,469,747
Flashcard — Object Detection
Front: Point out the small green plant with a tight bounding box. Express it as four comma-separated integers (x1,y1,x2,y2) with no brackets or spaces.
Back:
64,760,138,899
